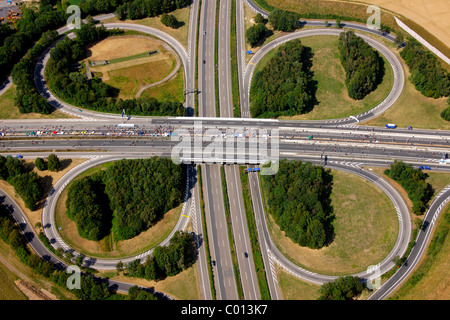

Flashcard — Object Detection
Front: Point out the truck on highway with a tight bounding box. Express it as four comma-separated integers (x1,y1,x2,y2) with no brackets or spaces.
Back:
118,123,135,128
385,124,397,129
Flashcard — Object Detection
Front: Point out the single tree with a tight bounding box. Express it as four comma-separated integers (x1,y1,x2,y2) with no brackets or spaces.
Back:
35,157,47,171
161,13,179,29
47,153,61,172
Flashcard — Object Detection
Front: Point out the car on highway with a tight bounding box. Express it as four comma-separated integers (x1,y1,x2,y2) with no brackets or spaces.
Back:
419,166,431,170
15,155,23,159
203,30,206,35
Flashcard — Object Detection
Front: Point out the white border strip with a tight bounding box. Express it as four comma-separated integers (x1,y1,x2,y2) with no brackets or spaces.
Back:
394,16,450,65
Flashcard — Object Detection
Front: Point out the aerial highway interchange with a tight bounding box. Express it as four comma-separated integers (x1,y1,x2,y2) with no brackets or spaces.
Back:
0,0,449,303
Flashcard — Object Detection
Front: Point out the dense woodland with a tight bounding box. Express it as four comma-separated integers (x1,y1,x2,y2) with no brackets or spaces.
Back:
250,39,317,118
384,160,433,215
65,157,186,241
401,39,450,99
66,172,112,241
261,160,334,249
338,31,383,100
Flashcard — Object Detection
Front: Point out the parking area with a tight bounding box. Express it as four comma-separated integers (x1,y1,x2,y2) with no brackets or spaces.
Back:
0,0,21,24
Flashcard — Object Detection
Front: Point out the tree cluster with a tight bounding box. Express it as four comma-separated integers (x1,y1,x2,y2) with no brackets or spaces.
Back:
11,30,59,114
250,39,317,118
268,9,300,32
122,231,196,281
246,22,268,48
45,22,185,116
65,157,186,241
34,154,61,172
66,173,112,241
338,31,383,100
384,160,433,215
401,39,450,99
0,202,28,259
261,160,334,249
0,155,43,211
318,276,365,300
